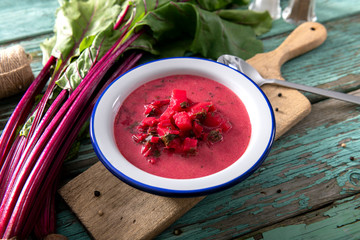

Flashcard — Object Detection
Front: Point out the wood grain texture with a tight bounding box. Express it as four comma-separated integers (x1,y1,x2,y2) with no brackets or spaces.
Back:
242,194,360,240
59,163,203,240
261,22,327,68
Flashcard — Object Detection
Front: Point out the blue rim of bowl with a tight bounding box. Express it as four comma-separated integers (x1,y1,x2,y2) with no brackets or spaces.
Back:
90,57,276,198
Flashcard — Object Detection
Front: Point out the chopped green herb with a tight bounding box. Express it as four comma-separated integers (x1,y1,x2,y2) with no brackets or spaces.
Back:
180,101,189,108
161,133,178,146
208,130,223,143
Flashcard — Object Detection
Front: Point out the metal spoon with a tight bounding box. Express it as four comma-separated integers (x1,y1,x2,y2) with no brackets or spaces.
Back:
217,54,360,105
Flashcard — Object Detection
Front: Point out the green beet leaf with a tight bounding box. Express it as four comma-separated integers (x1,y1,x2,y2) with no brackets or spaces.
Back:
135,2,265,60
191,0,250,11
54,0,175,90
56,24,122,90
217,9,272,36
40,0,121,65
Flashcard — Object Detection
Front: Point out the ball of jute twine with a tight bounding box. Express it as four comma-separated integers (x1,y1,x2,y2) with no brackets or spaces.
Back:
0,45,34,99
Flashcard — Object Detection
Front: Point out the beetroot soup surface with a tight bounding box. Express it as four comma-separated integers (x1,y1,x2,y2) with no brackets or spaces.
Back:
114,75,251,179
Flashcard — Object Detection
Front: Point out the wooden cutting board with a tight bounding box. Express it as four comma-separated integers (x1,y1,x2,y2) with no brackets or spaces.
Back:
59,22,327,240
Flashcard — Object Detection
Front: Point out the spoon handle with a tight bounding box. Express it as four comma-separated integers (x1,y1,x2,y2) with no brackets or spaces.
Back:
268,79,360,105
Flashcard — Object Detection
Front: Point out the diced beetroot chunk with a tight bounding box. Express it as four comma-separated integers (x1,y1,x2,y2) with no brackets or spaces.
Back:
150,136,160,143
157,119,172,128
160,107,175,120
203,111,224,127
167,138,182,153
157,119,177,136
208,104,216,112
220,121,232,132
173,111,192,131
168,129,180,135
144,104,155,115
141,117,158,127
144,100,170,116
183,138,198,153
152,99,170,107
192,121,203,138
157,127,167,137
135,89,232,162
170,89,188,111
189,102,213,118
172,89,187,96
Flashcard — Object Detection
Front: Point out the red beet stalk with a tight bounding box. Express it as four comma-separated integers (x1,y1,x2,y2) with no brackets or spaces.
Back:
21,52,143,238
0,136,24,201
0,56,55,167
11,52,143,238
0,89,68,227
0,31,143,238
114,3,130,30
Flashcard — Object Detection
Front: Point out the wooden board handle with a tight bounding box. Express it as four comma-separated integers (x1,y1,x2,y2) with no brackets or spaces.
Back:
247,22,327,80
271,22,327,66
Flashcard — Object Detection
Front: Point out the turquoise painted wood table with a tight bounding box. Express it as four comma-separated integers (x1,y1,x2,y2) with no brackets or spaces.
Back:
1,0,360,239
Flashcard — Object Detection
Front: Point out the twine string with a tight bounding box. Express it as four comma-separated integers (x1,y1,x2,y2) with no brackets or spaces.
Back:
0,45,34,99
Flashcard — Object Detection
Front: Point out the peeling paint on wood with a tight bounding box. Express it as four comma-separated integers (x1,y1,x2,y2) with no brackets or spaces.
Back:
0,0,57,44
244,195,360,240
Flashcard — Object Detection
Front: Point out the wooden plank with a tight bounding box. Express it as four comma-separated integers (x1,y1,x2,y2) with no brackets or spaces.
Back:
0,0,58,44
242,194,360,240
59,162,204,240
55,196,90,240
155,89,360,239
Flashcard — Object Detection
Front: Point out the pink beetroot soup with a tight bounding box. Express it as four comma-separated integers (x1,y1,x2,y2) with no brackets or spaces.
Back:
114,75,251,179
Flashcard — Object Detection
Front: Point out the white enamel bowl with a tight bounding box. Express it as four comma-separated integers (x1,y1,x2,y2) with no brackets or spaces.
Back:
90,57,275,197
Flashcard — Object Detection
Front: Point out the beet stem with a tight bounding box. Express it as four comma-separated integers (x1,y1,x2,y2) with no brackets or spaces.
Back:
0,31,143,238
0,56,55,167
